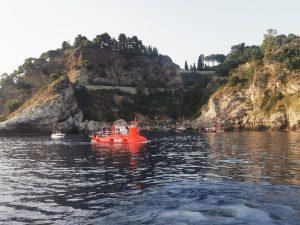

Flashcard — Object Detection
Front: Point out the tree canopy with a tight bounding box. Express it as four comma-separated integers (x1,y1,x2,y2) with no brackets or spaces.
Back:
204,54,226,66
62,41,71,50
67,33,159,58
73,34,88,48
93,33,112,48
214,43,263,74
261,30,300,70
213,30,300,74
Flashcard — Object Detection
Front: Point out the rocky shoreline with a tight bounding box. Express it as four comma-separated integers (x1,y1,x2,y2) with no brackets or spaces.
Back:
192,62,300,132
1,114,299,136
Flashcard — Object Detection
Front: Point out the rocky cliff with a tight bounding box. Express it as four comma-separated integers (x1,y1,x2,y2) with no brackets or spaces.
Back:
0,43,182,115
66,47,182,88
0,76,83,133
0,34,187,133
193,61,300,131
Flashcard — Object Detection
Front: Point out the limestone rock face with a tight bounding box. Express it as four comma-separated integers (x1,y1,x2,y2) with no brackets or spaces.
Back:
78,120,109,133
0,76,83,133
66,47,182,89
193,62,300,131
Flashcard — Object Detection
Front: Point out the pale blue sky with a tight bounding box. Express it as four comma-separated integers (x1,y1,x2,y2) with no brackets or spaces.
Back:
0,0,299,74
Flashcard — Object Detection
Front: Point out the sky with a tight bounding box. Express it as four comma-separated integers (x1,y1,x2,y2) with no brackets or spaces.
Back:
0,0,299,74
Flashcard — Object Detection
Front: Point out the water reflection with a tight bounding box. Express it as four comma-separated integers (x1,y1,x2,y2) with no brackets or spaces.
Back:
92,144,147,183
203,132,300,185
92,142,145,154
0,132,299,224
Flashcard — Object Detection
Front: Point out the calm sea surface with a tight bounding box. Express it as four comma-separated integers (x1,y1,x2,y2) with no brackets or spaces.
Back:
0,132,299,225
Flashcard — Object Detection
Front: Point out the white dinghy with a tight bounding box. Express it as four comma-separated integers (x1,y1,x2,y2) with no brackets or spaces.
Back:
51,132,66,139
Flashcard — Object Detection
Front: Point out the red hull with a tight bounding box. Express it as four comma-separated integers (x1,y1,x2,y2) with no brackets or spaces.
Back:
91,134,148,144
92,141,145,153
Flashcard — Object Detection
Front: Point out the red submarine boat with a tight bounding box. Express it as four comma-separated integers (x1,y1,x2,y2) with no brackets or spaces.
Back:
91,121,148,144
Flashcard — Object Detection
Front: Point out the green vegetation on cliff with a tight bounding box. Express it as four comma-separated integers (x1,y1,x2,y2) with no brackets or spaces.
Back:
75,73,223,123
262,29,300,70
225,30,299,88
71,33,158,58
195,30,300,131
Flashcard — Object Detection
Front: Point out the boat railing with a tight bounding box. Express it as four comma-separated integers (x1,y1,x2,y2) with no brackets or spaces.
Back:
92,131,114,137
91,129,129,137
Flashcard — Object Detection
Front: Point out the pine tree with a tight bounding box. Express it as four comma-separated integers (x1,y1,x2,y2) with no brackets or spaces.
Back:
184,61,189,70
62,41,71,50
117,33,127,52
73,34,88,48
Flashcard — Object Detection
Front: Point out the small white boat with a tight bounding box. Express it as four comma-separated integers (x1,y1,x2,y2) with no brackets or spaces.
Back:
176,126,187,133
51,133,66,139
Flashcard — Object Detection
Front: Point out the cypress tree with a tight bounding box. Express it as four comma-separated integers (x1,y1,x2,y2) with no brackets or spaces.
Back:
193,63,196,71
184,61,189,70
197,54,204,70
